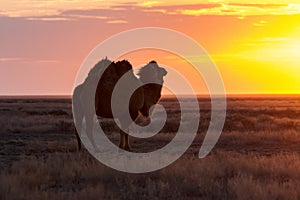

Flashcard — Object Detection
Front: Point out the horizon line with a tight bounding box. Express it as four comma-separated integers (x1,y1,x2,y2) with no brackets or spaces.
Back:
1,93,300,99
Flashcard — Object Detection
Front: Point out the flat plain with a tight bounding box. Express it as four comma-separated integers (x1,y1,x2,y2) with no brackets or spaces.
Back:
0,96,300,199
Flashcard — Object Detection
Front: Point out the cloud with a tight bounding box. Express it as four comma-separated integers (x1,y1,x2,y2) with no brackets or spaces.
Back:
0,57,23,62
178,3,300,16
142,8,168,14
58,8,130,22
2,2,300,20
0,57,60,64
253,20,267,27
53,13,108,21
138,1,160,7
244,37,291,47
25,17,72,21
106,20,128,24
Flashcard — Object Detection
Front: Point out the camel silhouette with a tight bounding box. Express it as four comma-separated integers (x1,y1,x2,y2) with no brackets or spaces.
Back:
73,58,167,151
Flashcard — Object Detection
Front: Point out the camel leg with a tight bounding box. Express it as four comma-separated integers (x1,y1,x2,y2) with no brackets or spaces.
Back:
73,108,84,151
118,124,132,151
75,128,82,151
123,111,138,151
119,129,126,149
117,111,138,151
124,133,131,151
73,91,84,151
85,114,98,151
118,129,131,151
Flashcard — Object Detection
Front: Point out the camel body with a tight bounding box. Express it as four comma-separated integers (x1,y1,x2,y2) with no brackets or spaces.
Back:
73,58,167,151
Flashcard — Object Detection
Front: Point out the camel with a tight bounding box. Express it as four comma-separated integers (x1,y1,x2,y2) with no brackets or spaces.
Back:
73,58,167,151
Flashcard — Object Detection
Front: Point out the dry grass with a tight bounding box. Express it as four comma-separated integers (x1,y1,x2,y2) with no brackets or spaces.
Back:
1,152,300,200
1,96,300,199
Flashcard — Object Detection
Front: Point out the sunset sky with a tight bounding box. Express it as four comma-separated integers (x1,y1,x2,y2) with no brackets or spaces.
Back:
1,0,300,95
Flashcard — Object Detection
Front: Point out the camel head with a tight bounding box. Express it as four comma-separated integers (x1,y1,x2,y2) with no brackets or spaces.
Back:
138,60,167,85
138,61,167,117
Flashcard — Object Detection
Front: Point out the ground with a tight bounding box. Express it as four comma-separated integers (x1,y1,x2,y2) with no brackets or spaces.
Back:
0,96,300,199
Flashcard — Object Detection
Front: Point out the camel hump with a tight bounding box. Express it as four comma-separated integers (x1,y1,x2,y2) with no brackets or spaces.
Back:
88,58,113,79
99,60,132,83
103,62,118,79
149,60,157,64
115,60,133,77
87,58,132,81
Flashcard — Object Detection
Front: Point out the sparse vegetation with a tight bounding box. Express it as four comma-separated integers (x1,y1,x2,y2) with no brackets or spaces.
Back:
0,96,300,199
1,152,300,200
